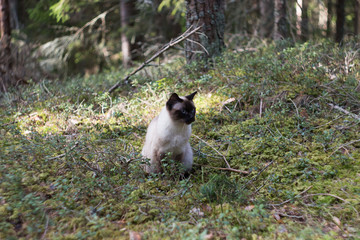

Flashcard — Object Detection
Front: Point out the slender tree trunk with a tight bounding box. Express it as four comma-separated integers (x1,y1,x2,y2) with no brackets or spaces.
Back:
301,0,309,41
185,0,225,65
274,0,289,40
259,0,274,38
318,1,328,35
120,0,131,68
355,0,360,35
335,0,345,43
0,0,11,55
9,0,19,29
327,0,333,37
0,0,12,92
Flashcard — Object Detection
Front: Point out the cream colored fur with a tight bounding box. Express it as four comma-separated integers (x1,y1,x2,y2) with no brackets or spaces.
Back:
141,104,193,173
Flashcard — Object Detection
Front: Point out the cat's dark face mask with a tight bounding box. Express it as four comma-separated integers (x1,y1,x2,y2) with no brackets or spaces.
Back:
166,92,197,125
184,108,196,124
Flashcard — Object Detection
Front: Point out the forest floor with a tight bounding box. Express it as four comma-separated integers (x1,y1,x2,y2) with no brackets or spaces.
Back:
1,40,360,239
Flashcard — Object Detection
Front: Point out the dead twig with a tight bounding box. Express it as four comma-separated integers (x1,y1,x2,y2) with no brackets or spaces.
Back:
242,161,274,189
46,142,79,160
185,38,209,55
193,134,231,169
328,103,360,121
303,193,347,203
194,163,249,175
269,186,313,207
304,193,359,217
328,138,360,158
108,25,202,93
41,216,50,239
277,213,304,219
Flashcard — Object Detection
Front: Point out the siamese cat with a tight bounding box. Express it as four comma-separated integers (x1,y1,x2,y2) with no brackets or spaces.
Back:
142,91,197,173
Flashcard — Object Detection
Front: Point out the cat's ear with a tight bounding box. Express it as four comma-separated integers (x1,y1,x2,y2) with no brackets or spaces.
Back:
166,93,183,110
185,91,197,101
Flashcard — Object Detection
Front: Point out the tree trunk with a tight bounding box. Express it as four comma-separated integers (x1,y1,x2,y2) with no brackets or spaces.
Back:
326,0,333,37
185,0,225,65
0,0,11,54
335,0,345,43
259,0,274,38
355,0,360,35
9,0,20,29
318,1,328,35
0,0,12,92
301,0,309,41
273,0,289,40
120,0,131,68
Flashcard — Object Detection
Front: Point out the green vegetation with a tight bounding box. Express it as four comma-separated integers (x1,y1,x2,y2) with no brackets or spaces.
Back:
1,40,360,239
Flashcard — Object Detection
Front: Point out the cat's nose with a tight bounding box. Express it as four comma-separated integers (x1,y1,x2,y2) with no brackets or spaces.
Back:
186,117,195,124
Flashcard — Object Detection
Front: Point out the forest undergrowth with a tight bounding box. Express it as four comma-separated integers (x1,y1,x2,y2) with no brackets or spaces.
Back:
1,40,360,239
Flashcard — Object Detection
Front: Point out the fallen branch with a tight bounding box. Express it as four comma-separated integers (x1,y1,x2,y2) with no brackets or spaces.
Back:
41,216,49,240
269,186,313,207
46,142,79,160
242,160,274,189
193,134,231,169
108,25,202,93
328,138,360,158
303,193,347,203
303,193,359,217
328,103,360,121
194,163,249,175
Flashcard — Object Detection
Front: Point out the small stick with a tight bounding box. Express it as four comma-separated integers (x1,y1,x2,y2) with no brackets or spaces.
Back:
290,99,299,118
46,142,79,160
269,186,313,207
303,193,347,203
185,38,209,55
242,160,274,189
195,163,249,175
328,103,360,121
41,216,49,240
108,25,202,93
193,134,231,169
328,138,360,158
278,213,304,219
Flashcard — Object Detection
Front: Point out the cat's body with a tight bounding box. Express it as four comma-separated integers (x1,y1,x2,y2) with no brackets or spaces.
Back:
142,92,197,173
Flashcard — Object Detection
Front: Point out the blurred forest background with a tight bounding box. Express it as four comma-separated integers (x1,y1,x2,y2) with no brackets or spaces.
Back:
1,1,360,239
1,0,359,91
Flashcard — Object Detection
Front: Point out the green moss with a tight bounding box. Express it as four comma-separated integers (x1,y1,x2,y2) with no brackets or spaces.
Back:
1,41,360,239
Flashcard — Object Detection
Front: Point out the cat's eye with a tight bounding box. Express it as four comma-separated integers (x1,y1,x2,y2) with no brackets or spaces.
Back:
181,109,187,114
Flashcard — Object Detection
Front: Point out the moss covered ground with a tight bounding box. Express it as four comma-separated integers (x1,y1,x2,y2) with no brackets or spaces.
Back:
1,40,360,239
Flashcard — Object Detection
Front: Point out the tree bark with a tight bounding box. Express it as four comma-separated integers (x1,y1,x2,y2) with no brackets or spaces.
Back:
355,0,360,35
335,0,345,43
327,0,333,37
0,0,12,92
9,0,19,29
301,0,309,41
273,0,289,40
120,0,131,68
185,0,225,65
259,0,274,38
0,0,11,54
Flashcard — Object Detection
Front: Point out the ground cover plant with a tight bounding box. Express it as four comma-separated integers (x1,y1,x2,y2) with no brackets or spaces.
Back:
1,40,360,239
